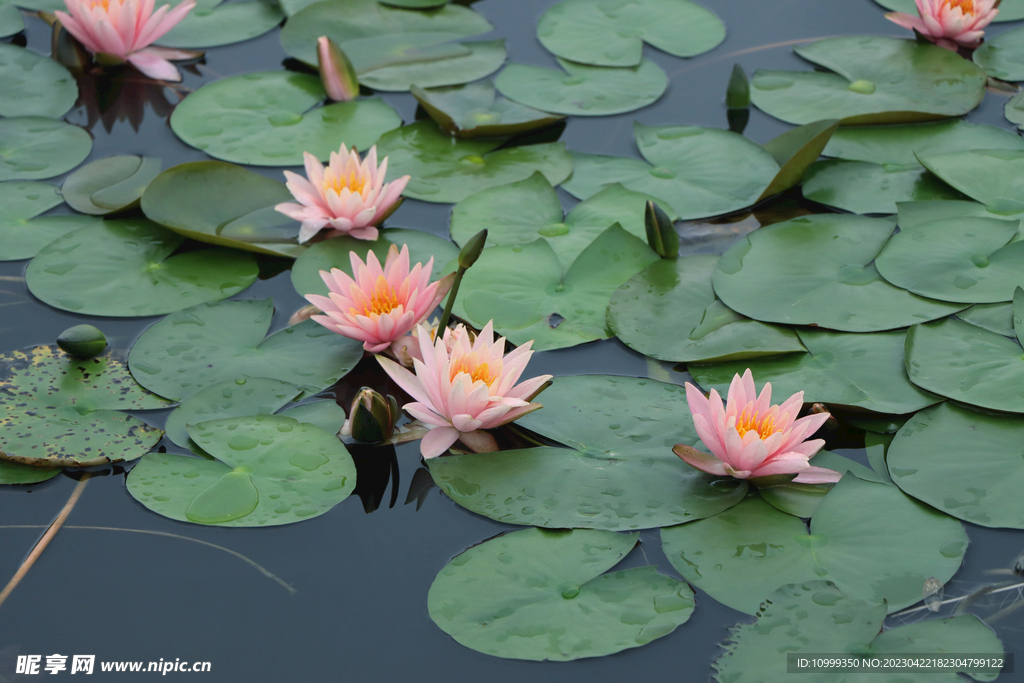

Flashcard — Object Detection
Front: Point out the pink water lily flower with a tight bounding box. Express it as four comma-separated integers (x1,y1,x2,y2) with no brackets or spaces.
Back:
886,0,998,51
675,369,841,485
55,0,197,81
304,244,453,354
275,144,410,244
377,321,553,458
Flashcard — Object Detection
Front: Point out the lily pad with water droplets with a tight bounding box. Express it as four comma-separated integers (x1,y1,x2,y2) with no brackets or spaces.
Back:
561,123,779,219
159,0,284,48
1006,90,1024,130
427,374,748,531
0,117,92,182
918,149,1024,216
974,25,1024,80
0,3,24,38
141,161,303,258
26,219,258,317
0,346,170,468
876,215,1024,304
451,225,658,350
170,71,402,166
874,0,1024,22
428,528,694,661
751,37,987,125
129,298,363,402
888,402,1024,529
290,227,458,298
0,43,77,119
0,181,100,261
803,160,963,215
713,580,1002,683
905,317,1024,413
413,81,565,138
661,476,968,615
374,121,572,204
758,452,890,519
536,0,724,67
279,0,491,64
689,328,940,415
450,173,668,270
712,214,965,332
62,155,162,216
127,414,356,527
494,58,667,116
608,254,805,363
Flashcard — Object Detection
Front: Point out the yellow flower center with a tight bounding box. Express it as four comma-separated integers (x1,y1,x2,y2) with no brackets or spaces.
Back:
945,0,975,14
735,410,780,441
324,169,368,196
449,357,499,387
87,0,111,9
354,275,399,317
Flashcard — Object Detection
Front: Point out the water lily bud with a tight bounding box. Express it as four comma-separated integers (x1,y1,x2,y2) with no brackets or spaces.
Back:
726,63,749,109
317,36,359,102
344,387,399,444
644,201,678,259
56,324,107,359
458,229,488,269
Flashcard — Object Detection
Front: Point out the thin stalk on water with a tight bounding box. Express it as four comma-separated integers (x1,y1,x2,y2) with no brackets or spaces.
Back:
0,474,91,610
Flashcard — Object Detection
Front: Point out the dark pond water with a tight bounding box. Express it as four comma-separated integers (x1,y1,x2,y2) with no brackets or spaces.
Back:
2,0,1024,680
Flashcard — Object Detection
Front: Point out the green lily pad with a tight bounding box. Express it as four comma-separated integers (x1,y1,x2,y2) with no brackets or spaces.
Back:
141,161,303,258
608,255,805,363
127,414,356,527
536,0,724,67
758,452,889,519
450,173,668,270
428,528,694,661
0,182,101,261
277,399,346,434
494,58,667,116
159,0,284,48
751,37,987,125
26,219,258,317
876,215,1024,303
452,225,658,350
0,43,77,119
374,121,572,203
803,160,963,215
427,374,748,531
360,39,506,92
690,328,940,414
381,0,449,7
0,346,169,468
712,214,965,332
170,71,402,166
0,3,24,38
164,377,304,450
758,119,840,201
0,117,92,181
1006,90,1024,129
129,298,363,401
0,460,61,485
713,580,1003,683
412,81,565,138
661,475,968,615
959,302,1013,336
62,155,162,216
905,317,1024,413
290,227,458,298
918,149,1024,215
279,0,491,64
874,0,1024,22
561,123,779,219
889,402,1024,529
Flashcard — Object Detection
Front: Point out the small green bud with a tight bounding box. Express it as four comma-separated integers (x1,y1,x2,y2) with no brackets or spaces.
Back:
345,387,398,444
726,64,750,109
56,324,108,359
458,229,488,269
644,201,679,259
